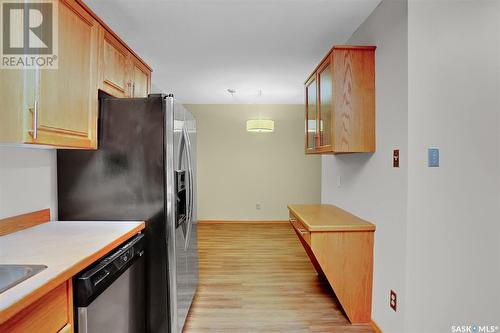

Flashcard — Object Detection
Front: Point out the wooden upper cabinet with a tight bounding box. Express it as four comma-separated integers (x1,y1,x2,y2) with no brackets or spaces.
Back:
0,70,36,145
0,0,99,148
98,29,151,98
304,46,375,154
130,59,150,98
318,58,332,149
0,0,152,149
100,30,130,98
36,0,99,148
305,76,317,151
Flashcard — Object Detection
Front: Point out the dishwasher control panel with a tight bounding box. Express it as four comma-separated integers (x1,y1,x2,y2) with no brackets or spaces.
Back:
74,233,145,307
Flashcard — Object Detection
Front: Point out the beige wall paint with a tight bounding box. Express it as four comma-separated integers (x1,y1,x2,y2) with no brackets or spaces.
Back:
405,1,500,331
322,1,408,331
185,104,321,221
0,147,58,219
323,1,500,331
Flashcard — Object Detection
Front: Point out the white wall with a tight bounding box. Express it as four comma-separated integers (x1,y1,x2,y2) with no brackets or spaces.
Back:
324,0,500,331
0,147,58,219
405,1,500,331
186,104,321,221
321,1,409,331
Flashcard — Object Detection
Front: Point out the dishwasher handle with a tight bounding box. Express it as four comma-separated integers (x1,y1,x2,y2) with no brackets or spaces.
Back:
74,233,145,307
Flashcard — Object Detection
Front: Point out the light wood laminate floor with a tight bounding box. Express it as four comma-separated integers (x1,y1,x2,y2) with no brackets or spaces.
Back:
183,223,375,333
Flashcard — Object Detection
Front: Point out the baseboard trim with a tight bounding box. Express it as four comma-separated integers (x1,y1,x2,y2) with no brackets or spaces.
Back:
370,319,383,333
198,220,289,224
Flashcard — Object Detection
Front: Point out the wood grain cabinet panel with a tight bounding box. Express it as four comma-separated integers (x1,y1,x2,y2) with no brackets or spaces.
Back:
100,30,130,97
0,0,151,148
311,231,374,323
36,0,99,149
0,69,36,144
98,32,151,98
130,60,150,98
304,45,376,154
0,281,73,333
288,205,375,324
0,0,99,148
318,58,333,148
305,76,318,151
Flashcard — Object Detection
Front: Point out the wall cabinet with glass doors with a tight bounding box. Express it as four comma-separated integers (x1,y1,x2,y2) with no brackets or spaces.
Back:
305,45,376,154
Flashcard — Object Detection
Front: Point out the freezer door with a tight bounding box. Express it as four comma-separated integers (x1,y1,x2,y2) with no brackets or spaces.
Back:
173,104,198,332
184,110,199,312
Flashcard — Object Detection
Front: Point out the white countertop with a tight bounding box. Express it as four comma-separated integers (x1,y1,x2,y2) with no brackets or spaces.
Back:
0,220,144,321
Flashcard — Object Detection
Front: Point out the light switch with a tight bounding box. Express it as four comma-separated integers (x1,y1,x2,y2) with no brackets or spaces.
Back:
393,149,400,168
428,148,439,167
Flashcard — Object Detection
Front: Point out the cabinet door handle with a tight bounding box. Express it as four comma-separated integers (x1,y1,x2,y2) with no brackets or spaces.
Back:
29,100,39,140
132,82,135,97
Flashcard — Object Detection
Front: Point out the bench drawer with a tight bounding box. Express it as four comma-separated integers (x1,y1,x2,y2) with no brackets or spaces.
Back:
289,214,311,245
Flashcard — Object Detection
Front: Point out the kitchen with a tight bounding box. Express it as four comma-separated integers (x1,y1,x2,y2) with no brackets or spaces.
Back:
0,1,499,333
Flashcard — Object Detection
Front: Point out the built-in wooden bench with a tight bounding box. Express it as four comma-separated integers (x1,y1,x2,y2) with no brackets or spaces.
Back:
287,204,375,324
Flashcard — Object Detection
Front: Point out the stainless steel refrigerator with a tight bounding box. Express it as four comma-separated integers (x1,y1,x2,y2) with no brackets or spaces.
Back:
57,94,198,333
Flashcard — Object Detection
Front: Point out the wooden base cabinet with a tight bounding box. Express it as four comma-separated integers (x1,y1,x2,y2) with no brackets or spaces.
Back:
288,204,375,324
0,281,74,333
310,231,374,323
305,46,376,154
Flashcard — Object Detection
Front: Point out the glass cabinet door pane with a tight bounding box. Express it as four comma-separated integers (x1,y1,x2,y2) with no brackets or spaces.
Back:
319,63,332,146
306,79,317,149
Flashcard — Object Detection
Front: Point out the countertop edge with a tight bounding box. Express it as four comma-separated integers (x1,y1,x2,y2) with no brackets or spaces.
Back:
0,222,145,324
307,225,376,232
287,204,376,232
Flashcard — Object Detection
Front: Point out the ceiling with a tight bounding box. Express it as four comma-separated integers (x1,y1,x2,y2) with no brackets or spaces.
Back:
85,0,380,104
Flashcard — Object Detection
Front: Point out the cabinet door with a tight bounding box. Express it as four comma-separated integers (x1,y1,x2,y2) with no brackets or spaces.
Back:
130,58,150,98
100,30,130,97
37,0,99,148
0,281,72,333
305,76,317,151
0,69,36,144
318,58,333,148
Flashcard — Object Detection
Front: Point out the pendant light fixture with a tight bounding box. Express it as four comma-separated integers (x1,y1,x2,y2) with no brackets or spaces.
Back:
246,119,274,133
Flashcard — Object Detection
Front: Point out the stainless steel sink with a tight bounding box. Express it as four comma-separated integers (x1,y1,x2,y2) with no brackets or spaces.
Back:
0,264,48,294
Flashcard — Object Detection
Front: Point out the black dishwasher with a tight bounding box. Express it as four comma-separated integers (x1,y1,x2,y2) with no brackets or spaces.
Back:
73,233,146,333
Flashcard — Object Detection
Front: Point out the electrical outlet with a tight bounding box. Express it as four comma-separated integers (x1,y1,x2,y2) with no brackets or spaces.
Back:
336,175,341,188
390,290,397,312
393,149,400,168
256,203,261,210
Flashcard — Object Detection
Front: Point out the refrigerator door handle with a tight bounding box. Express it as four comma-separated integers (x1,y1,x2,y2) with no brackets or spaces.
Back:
176,132,189,234
183,127,194,250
